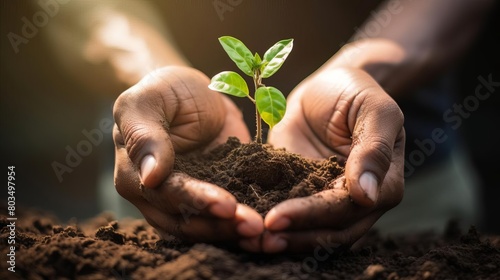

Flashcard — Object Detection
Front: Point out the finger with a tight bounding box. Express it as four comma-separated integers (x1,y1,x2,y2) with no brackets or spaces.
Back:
113,124,150,206
113,66,226,189
298,68,404,207
343,72,405,207
234,204,265,237
320,69,404,207
264,181,371,232
139,200,235,243
179,204,264,241
142,172,238,219
142,202,263,244
371,127,405,210
262,211,384,253
113,80,176,189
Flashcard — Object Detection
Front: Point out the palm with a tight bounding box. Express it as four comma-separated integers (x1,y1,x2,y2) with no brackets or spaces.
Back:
113,66,261,249
269,69,361,161
264,68,405,252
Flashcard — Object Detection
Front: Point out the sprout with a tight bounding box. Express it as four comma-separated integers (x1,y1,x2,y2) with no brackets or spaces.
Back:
209,36,293,143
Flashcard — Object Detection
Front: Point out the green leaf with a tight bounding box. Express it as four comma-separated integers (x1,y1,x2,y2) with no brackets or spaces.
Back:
261,39,294,78
208,71,249,97
255,86,286,128
253,52,262,70
254,52,262,65
218,36,255,76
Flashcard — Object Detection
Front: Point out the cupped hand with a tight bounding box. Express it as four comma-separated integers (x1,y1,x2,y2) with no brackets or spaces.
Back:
112,66,263,248
262,67,405,252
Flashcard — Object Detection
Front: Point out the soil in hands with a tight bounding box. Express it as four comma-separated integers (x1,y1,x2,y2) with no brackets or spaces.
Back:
174,137,344,216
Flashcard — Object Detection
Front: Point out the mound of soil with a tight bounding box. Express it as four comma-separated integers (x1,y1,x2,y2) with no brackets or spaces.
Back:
1,208,499,279
174,137,344,215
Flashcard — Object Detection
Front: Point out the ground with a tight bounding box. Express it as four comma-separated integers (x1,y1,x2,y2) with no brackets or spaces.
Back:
2,138,499,279
1,208,499,279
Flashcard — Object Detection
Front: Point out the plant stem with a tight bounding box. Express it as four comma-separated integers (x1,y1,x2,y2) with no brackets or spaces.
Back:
253,70,264,143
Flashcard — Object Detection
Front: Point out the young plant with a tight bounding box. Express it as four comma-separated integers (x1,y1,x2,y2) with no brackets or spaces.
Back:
208,36,293,143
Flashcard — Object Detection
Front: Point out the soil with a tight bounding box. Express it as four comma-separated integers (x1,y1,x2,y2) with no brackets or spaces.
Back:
1,138,499,279
174,137,344,216
1,208,499,279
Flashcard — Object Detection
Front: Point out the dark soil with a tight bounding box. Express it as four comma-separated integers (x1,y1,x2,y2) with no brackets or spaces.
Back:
174,137,344,216
2,138,499,279
1,208,500,279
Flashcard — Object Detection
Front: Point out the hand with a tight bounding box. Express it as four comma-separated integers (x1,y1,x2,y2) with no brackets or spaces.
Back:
261,67,405,252
113,66,263,248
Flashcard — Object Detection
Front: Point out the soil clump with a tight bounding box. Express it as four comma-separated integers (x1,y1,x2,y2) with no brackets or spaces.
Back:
174,137,344,215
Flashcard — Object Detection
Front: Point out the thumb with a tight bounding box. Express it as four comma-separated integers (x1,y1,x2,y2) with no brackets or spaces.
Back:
345,89,404,207
114,66,228,189
113,84,176,189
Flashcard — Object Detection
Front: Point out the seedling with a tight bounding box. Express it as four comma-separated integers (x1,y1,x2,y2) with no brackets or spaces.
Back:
209,36,293,143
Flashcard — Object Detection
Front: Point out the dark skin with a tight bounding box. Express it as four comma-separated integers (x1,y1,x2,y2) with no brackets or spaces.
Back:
113,65,405,252
50,0,493,252
113,67,263,243
260,0,493,252
262,67,405,252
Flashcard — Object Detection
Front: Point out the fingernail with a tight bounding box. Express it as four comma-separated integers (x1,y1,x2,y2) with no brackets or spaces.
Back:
140,155,156,186
359,172,378,203
268,217,290,231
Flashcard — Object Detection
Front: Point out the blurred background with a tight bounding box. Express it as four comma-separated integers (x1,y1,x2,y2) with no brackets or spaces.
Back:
1,0,499,233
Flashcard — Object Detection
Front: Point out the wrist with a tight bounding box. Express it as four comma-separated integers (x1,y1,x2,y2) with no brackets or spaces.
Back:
86,16,190,89
319,39,409,95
